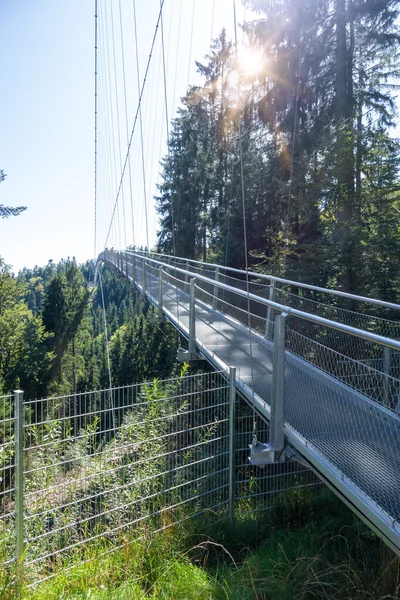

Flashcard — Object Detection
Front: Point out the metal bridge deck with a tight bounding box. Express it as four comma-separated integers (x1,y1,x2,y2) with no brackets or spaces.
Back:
102,252,400,554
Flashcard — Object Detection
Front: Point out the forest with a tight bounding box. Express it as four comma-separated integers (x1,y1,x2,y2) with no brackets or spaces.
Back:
156,0,400,301
1,0,400,596
0,257,179,399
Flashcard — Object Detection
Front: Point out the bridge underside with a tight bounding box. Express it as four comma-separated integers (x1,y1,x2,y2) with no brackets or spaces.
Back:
101,253,400,555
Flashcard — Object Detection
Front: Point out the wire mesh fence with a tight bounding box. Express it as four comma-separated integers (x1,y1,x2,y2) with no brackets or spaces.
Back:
0,370,319,589
0,394,15,570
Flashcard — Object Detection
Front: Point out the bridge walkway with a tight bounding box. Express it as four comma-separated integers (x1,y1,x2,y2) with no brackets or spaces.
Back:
100,250,400,554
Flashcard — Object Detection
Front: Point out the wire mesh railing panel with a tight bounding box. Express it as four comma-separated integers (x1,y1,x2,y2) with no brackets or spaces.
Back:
283,332,400,525
20,372,231,584
275,287,400,346
285,327,400,412
235,397,321,517
0,395,15,568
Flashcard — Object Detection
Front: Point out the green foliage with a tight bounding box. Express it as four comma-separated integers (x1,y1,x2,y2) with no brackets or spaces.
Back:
0,490,397,599
155,2,400,297
0,259,52,398
0,169,27,218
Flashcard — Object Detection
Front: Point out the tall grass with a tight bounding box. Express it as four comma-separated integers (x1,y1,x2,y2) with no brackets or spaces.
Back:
0,488,397,600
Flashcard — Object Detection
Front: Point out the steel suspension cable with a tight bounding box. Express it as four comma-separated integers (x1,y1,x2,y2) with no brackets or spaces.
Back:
94,0,98,260
284,3,305,272
133,0,150,251
103,1,165,250
118,0,136,249
110,0,127,251
97,266,115,430
186,0,196,88
160,0,182,342
233,0,257,440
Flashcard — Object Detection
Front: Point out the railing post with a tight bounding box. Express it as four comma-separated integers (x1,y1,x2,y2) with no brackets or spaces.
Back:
212,268,220,310
270,312,286,453
185,260,189,285
14,390,24,590
189,278,196,355
265,280,276,339
158,266,164,322
132,255,136,283
142,260,146,298
383,346,391,406
228,367,236,521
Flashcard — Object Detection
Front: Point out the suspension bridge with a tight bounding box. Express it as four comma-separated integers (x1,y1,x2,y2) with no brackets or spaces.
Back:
89,0,400,563
98,248,400,556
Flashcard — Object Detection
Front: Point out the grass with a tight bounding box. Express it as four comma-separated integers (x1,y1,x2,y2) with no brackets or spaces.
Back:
1,488,398,600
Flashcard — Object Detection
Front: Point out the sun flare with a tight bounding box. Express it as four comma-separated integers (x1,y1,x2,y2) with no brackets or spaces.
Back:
238,47,264,78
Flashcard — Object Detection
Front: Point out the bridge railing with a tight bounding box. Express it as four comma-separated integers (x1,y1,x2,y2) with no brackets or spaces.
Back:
101,250,400,413
125,250,400,381
130,249,400,340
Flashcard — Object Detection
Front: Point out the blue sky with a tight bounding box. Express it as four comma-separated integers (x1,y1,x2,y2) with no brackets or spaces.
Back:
1,2,398,273
0,0,250,272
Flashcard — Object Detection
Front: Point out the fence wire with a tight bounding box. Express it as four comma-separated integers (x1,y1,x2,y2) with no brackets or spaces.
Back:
0,370,320,588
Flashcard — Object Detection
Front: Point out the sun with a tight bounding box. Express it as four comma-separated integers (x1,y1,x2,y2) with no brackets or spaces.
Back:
238,47,264,78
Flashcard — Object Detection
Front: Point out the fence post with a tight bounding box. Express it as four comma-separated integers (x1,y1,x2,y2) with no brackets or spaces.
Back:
132,255,136,283
189,278,196,355
383,346,391,406
228,367,236,521
212,268,220,310
14,390,24,590
270,312,286,453
265,280,276,339
184,260,189,285
142,260,147,298
158,267,164,322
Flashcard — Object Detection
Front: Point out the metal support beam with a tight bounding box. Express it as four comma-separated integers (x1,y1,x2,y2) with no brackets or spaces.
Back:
184,260,189,284
142,260,146,298
228,366,236,521
132,255,136,283
383,346,391,406
270,312,286,453
189,278,196,355
213,268,220,310
158,266,164,322
14,390,24,590
265,280,276,339
250,311,287,466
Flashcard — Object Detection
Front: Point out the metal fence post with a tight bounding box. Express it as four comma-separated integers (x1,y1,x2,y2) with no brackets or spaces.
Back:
132,255,136,283
14,390,24,590
213,268,220,310
189,278,196,355
185,260,189,284
158,266,164,322
265,280,276,339
270,312,286,453
383,346,391,406
228,367,236,521
142,260,147,298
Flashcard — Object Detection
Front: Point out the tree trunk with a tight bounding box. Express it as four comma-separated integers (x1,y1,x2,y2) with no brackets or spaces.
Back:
336,0,356,294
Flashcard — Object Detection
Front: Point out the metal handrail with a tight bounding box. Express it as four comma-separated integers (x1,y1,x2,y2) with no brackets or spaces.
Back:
129,249,400,312
103,250,400,353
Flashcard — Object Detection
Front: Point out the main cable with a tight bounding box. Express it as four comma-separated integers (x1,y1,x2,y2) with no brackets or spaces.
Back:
233,0,257,440
133,0,150,251
103,1,165,250
118,0,136,249
284,3,305,273
94,0,98,260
